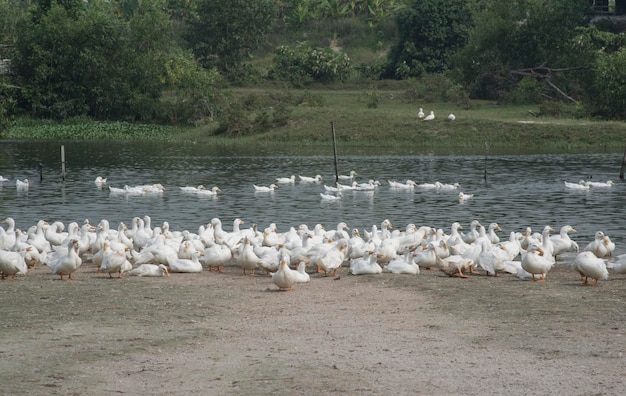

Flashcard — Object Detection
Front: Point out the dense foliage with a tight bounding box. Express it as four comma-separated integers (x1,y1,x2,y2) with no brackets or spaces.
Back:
385,0,472,78
2,0,626,133
268,44,352,85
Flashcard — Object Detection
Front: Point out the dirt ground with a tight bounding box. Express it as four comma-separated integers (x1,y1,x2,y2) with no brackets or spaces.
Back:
1,253,625,396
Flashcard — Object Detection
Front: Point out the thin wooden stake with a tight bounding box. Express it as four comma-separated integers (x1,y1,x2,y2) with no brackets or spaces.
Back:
619,148,626,180
331,121,339,184
61,145,66,181
484,141,489,183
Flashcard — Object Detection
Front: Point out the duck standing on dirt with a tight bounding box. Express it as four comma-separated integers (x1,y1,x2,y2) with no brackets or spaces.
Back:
272,255,298,291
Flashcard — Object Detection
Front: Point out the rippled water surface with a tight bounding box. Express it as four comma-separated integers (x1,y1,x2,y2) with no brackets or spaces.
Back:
0,140,624,255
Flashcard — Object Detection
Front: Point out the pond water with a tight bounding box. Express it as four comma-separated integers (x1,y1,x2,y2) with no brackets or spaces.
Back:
0,140,624,255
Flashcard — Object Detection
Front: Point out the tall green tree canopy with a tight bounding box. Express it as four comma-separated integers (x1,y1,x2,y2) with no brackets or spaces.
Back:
385,0,472,79
10,0,219,123
185,0,279,74
452,0,593,100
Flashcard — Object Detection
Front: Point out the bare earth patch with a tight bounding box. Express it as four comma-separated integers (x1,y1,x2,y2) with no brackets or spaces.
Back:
1,256,624,395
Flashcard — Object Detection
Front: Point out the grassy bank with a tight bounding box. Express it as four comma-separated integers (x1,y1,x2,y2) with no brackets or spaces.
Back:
4,87,626,154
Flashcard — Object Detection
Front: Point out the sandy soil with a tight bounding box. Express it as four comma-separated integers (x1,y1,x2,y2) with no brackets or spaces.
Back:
1,255,625,396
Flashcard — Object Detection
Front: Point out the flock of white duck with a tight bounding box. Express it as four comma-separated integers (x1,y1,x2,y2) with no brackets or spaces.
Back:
247,170,472,203
417,108,456,121
0,209,624,291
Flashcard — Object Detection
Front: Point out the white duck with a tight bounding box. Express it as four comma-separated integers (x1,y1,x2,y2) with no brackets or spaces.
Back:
16,178,29,191
298,174,323,183
201,241,233,272
46,239,82,280
584,231,615,258
100,248,132,278
179,185,206,193
414,242,439,269
293,262,310,283
94,176,107,187
437,255,475,278
423,111,435,121
458,192,474,201
417,108,425,119
521,244,554,282
336,181,358,191
196,186,221,196
0,175,9,182
320,191,342,201
388,179,417,189
462,220,481,244
447,113,456,121
0,217,17,250
550,225,579,260
610,254,626,274
564,181,590,190
496,231,522,261
276,175,296,184
355,179,380,191
325,221,350,241
237,236,261,275
475,240,506,276
253,183,277,192
0,249,28,279
385,248,419,275
584,180,614,188
350,251,382,275
26,220,51,254
438,182,461,190
571,251,609,285
272,255,299,291
337,170,358,181
317,239,348,277
167,250,204,273
539,225,556,262
486,222,502,244
128,263,169,277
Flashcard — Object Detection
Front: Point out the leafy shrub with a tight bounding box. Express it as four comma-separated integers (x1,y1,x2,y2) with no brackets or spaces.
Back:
215,92,295,136
539,101,587,118
504,77,546,105
268,44,352,86
402,74,469,105
365,91,379,108
594,47,626,118
294,90,326,107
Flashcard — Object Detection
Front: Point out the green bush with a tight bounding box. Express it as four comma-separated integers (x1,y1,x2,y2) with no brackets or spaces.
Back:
268,44,352,86
402,74,469,105
538,101,587,118
505,77,546,105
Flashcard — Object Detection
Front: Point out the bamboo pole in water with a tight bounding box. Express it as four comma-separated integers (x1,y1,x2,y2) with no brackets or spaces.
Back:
61,145,66,181
484,141,489,183
331,121,339,184
620,147,626,181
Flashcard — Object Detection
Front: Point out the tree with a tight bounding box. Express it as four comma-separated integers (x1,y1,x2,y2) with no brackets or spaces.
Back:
9,0,219,124
185,0,279,74
451,0,593,100
595,48,626,118
385,0,472,79
0,0,28,130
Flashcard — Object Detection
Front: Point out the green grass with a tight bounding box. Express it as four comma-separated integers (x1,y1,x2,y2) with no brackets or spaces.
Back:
4,87,626,155
206,87,626,154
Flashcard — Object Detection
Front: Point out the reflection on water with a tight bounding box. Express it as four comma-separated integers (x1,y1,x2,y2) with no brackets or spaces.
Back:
0,140,624,255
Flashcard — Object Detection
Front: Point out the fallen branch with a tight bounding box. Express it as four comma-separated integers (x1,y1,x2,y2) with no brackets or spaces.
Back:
510,65,594,104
